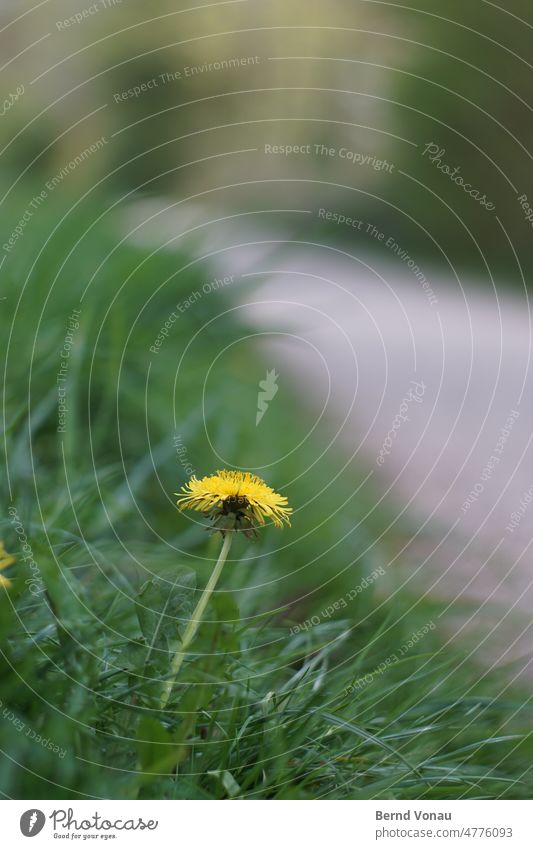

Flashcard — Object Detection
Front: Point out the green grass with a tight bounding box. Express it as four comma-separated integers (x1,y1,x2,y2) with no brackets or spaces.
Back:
1,191,532,799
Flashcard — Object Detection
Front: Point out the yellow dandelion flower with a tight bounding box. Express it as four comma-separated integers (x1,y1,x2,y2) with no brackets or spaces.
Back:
162,471,291,707
0,541,15,589
176,469,292,533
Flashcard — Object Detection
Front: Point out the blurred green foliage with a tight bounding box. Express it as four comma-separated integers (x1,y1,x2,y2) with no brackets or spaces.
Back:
2,1,531,285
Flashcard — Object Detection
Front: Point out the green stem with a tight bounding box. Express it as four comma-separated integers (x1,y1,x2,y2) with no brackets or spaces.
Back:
160,532,233,709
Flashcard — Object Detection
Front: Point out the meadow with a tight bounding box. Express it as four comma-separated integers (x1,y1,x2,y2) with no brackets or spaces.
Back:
1,191,532,800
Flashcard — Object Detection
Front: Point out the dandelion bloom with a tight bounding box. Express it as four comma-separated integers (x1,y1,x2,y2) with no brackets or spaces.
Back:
176,469,292,534
0,542,15,589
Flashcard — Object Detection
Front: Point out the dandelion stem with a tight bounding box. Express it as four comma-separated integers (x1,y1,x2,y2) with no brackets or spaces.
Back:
160,531,233,709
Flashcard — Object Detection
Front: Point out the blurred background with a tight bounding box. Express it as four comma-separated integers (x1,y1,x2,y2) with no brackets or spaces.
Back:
2,0,533,275
2,0,533,800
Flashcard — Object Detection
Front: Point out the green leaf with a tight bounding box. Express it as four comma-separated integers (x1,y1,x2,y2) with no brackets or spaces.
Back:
207,591,241,655
135,570,196,672
136,715,181,774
